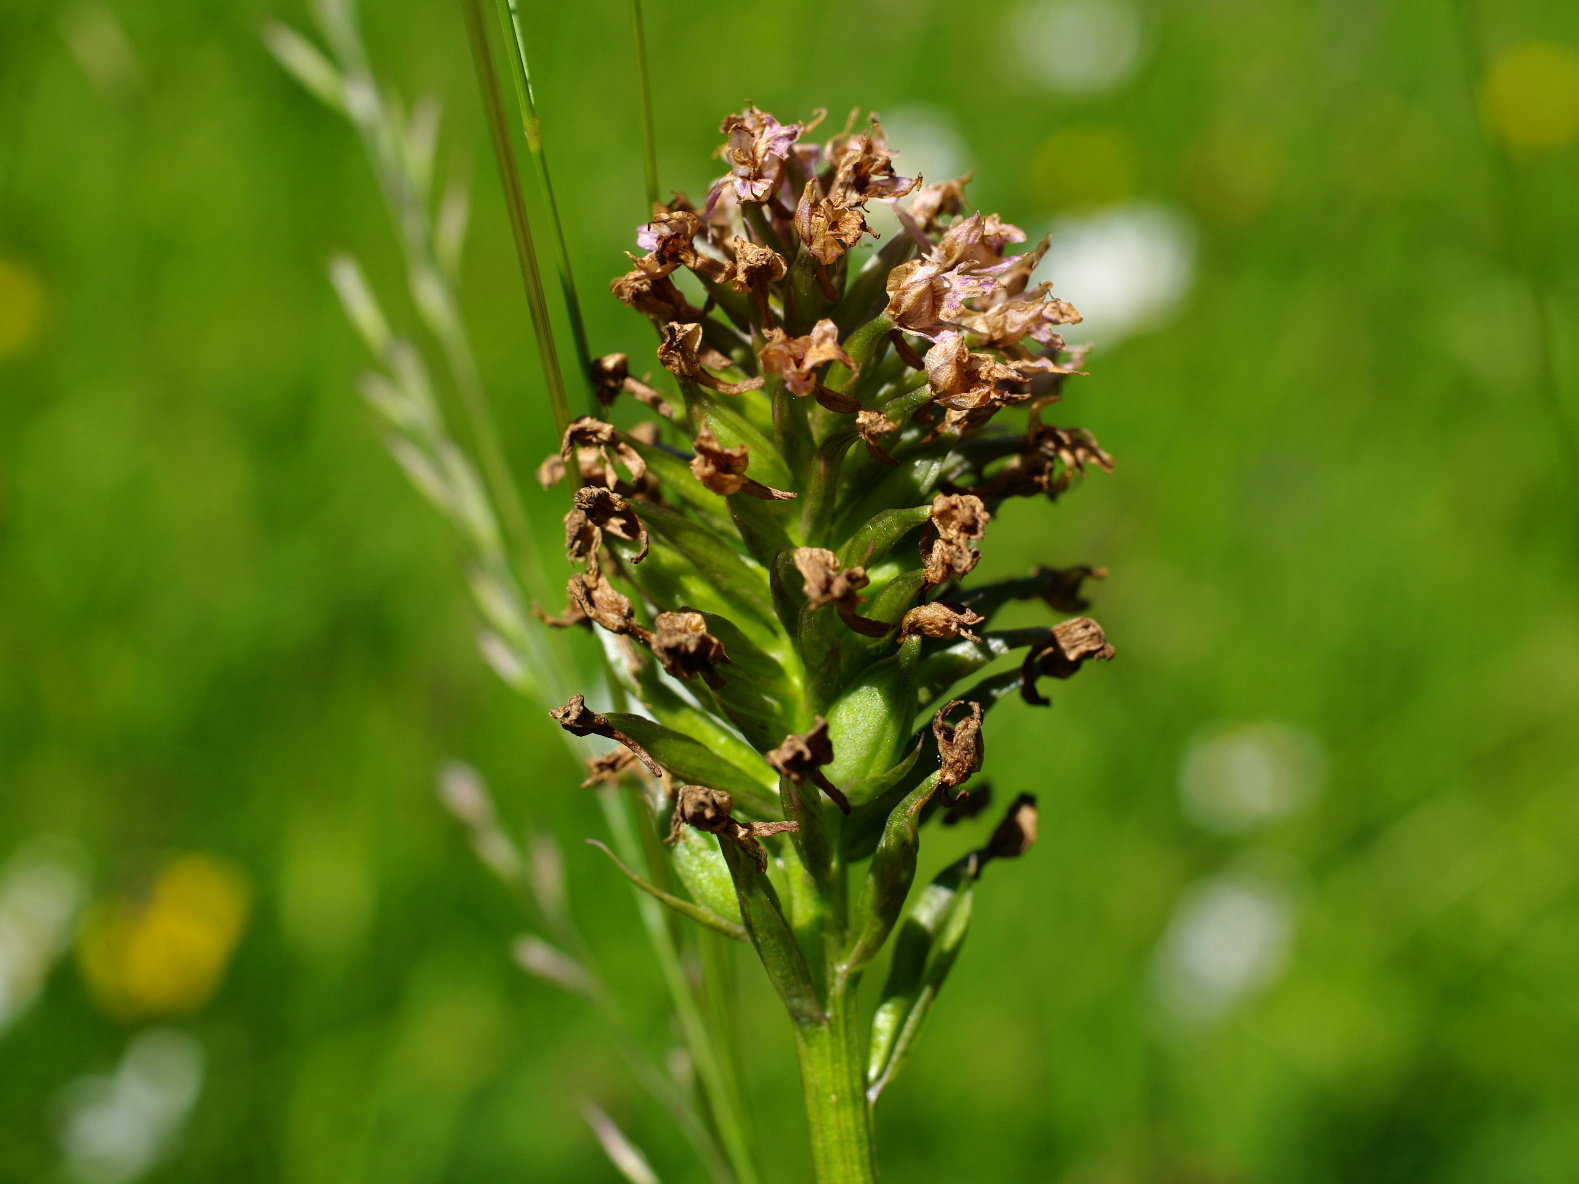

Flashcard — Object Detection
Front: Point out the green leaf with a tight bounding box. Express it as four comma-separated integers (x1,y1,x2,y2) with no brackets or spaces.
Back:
669,825,743,926
837,505,931,571
866,852,982,1099
639,501,777,632
824,636,921,795
845,772,943,973
605,712,778,808
588,840,747,941
720,839,825,1026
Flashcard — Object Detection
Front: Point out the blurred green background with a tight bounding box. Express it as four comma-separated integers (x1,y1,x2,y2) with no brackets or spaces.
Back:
4,0,1579,1180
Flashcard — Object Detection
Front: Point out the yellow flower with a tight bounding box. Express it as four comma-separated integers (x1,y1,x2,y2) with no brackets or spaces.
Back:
0,257,46,359
78,855,251,1020
1481,42,1579,150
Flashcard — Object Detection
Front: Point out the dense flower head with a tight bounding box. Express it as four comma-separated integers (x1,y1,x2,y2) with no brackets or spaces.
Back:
557,104,1114,920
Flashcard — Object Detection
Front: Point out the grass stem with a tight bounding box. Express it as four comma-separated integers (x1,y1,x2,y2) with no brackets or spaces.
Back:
629,0,660,210
460,0,572,435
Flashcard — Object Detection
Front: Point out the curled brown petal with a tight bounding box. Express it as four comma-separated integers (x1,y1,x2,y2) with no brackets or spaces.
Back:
669,783,799,871
567,571,650,640
657,321,764,395
981,793,1038,861
765,718,851,814
565,486,649,565
794,547,891,637
794,179,876,265
590,353,676,418
898,601,984,642
689,426,797,500
932,699,985,799
581,747,639,788
549,694,664,779
1019,617,1116,706
856,409,899,465
651,610,729,689
920,493,989,587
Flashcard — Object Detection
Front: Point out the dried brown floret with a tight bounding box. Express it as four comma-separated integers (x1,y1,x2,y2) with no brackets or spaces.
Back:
940,781,993,827
981,793,1038,861
689,425,797,501
611,252,702,325
656,322,765,396
565,486,649,566
883,213,1035,339
581,747,639,788
759,320,860,413
590,352,676,418
549,694,664,779
932,699,985,799
923,330,1058,430
958,285,1082,354
765,718,851,814
897,601,985,642
668,784,800,872
545,415,648,491
825,118,919,205
728,236,788,292
637,209,730,283
906,173,973,233
794,547,891,637
855,409,899,465
794,180,876,265
1019,617,1115,705
651,610,729,689
920,493,989,587
567,570,650,640
714,106,805,205
1032,565,1107,613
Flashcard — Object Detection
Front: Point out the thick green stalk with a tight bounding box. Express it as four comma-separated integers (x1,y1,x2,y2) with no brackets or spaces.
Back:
795,981,878,1184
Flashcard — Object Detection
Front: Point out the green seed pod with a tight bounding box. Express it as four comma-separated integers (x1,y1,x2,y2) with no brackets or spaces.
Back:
823,636,921,795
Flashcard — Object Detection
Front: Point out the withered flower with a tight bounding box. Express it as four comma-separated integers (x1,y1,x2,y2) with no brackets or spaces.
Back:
565,485,649,566
689,425,796,501
825,118,918,205
651,610,729,689
981,793,1038,861
549,694,664,779
1019,617,1115,705
637,208,729,283
923,330,1058,430
589,353,675,418
611,252,703,325
759,319,859,411
855,409,899,465
669,784,800,872
765,718,851,814
940,781,993,827
920,493,989,587
581,746,639,788
905,173,973,233
545,415,648,491
567,570,649,639
714,106,805,205
897,601,984,642
1033,565,1107,613
657,322,764,395
794,547,891,637
728,236,788,293
959,285,1082,354
932,699,985,799
794,180,875,266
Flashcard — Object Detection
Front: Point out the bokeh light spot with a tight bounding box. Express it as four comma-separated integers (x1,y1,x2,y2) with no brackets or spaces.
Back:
78,855,251,1020
1480,42,1579,150
0,256,47,358
1031,124,1137,212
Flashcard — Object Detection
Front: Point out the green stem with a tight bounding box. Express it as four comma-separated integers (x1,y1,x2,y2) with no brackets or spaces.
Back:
629,0,659,210
494,0,595,407
459,0,571,434
795,981,878,1184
